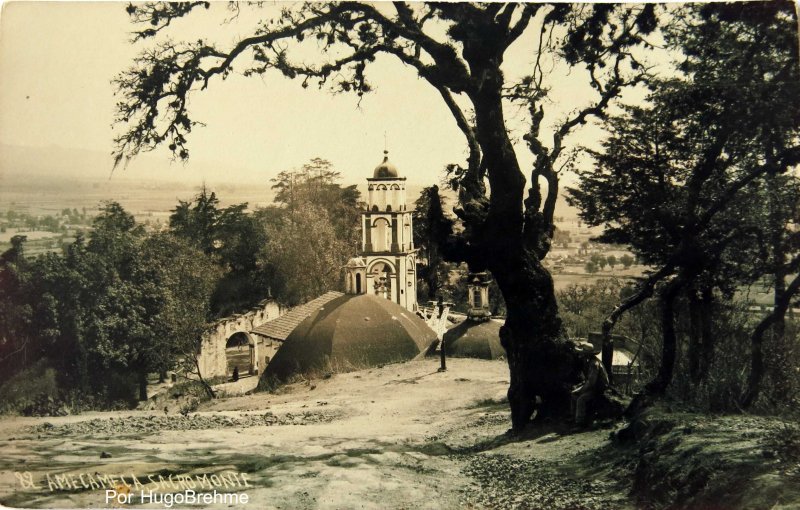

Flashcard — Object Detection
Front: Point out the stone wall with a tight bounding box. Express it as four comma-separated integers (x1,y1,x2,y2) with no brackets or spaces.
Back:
196,299,282,380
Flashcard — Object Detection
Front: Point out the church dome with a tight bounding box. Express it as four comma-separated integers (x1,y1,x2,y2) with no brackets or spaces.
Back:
373,150,399,178
263,294,436,381
442,318,506,360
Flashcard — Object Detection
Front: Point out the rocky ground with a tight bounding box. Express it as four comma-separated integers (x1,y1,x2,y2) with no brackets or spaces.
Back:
0,359,797,509
24,409,342,437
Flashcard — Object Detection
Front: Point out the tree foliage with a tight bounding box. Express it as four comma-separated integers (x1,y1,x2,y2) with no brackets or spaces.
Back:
270,158,362,247
567,1,800,398
261,205,352,307
0,203,220,406
0,236,35,385
169,186,270,316
413,185,455,300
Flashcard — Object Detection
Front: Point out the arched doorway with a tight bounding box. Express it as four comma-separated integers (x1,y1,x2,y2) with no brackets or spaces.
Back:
370,261,394,301
225,332,258,378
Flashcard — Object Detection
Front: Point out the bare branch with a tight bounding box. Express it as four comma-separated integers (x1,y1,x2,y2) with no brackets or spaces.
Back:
504,5,539,49
436,86,480,172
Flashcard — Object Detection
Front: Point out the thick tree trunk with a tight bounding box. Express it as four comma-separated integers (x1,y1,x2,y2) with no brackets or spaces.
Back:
465,60,580,432
494,250,579,431
646,276,684,395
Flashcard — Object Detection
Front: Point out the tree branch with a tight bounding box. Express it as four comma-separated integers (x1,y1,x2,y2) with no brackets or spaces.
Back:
741,263,800,408
600,263,676,351
126,2,210,42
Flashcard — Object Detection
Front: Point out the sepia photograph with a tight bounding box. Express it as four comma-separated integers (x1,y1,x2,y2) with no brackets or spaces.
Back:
0,1,799,508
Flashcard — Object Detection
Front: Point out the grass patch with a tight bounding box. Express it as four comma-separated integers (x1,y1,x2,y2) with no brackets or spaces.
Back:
470,396,508,409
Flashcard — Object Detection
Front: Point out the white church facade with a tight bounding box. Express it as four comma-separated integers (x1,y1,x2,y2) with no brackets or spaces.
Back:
345,151,418,312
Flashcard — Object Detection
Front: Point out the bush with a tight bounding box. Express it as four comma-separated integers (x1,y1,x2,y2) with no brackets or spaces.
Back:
0,358,147,414
0,359,60,414
558,279,800,415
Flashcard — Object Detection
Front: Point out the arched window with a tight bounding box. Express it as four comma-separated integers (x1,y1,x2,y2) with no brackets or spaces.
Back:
377,184,387,211
472,288,482,308
373,218,390,251
390,184,400,211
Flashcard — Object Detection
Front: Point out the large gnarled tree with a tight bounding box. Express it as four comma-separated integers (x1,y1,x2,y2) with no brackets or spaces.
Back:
114,2,657,430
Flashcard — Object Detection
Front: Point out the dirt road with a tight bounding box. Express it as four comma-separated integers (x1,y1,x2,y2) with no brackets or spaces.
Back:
0,359,632,509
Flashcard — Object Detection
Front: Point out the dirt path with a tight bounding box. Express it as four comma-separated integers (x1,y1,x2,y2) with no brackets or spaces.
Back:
0,359,634,509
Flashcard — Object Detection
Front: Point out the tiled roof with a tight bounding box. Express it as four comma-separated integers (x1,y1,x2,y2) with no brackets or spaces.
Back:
250,291,344,341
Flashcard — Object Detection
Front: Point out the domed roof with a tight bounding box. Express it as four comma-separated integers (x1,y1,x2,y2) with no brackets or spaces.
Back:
442,319,505,360
373,150,399,178
264,294,436,381
345,256,367,268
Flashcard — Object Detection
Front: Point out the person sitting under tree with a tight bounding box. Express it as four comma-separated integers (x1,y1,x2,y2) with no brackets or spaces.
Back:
570,341,610,428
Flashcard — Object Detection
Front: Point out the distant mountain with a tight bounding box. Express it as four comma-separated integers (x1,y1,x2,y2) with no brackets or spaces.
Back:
0,144,277,215
0,143,263,186
0,143,583,220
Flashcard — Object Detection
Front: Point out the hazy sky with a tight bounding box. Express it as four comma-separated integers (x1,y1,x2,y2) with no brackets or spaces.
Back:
0,2,655,187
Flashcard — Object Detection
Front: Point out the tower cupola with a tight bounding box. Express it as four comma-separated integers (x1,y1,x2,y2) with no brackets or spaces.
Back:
373,150,399,178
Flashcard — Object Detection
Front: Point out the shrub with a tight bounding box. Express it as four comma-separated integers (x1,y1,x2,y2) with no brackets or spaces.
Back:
0,359,60,414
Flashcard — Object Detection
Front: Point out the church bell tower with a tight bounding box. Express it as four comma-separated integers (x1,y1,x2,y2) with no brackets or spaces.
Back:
344,151,418,312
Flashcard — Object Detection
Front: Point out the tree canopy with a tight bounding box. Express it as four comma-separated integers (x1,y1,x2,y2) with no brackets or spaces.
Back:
169,186,269,316
0,203,221,405
567,1,800,397
413,185,455,300
261,159,360,306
